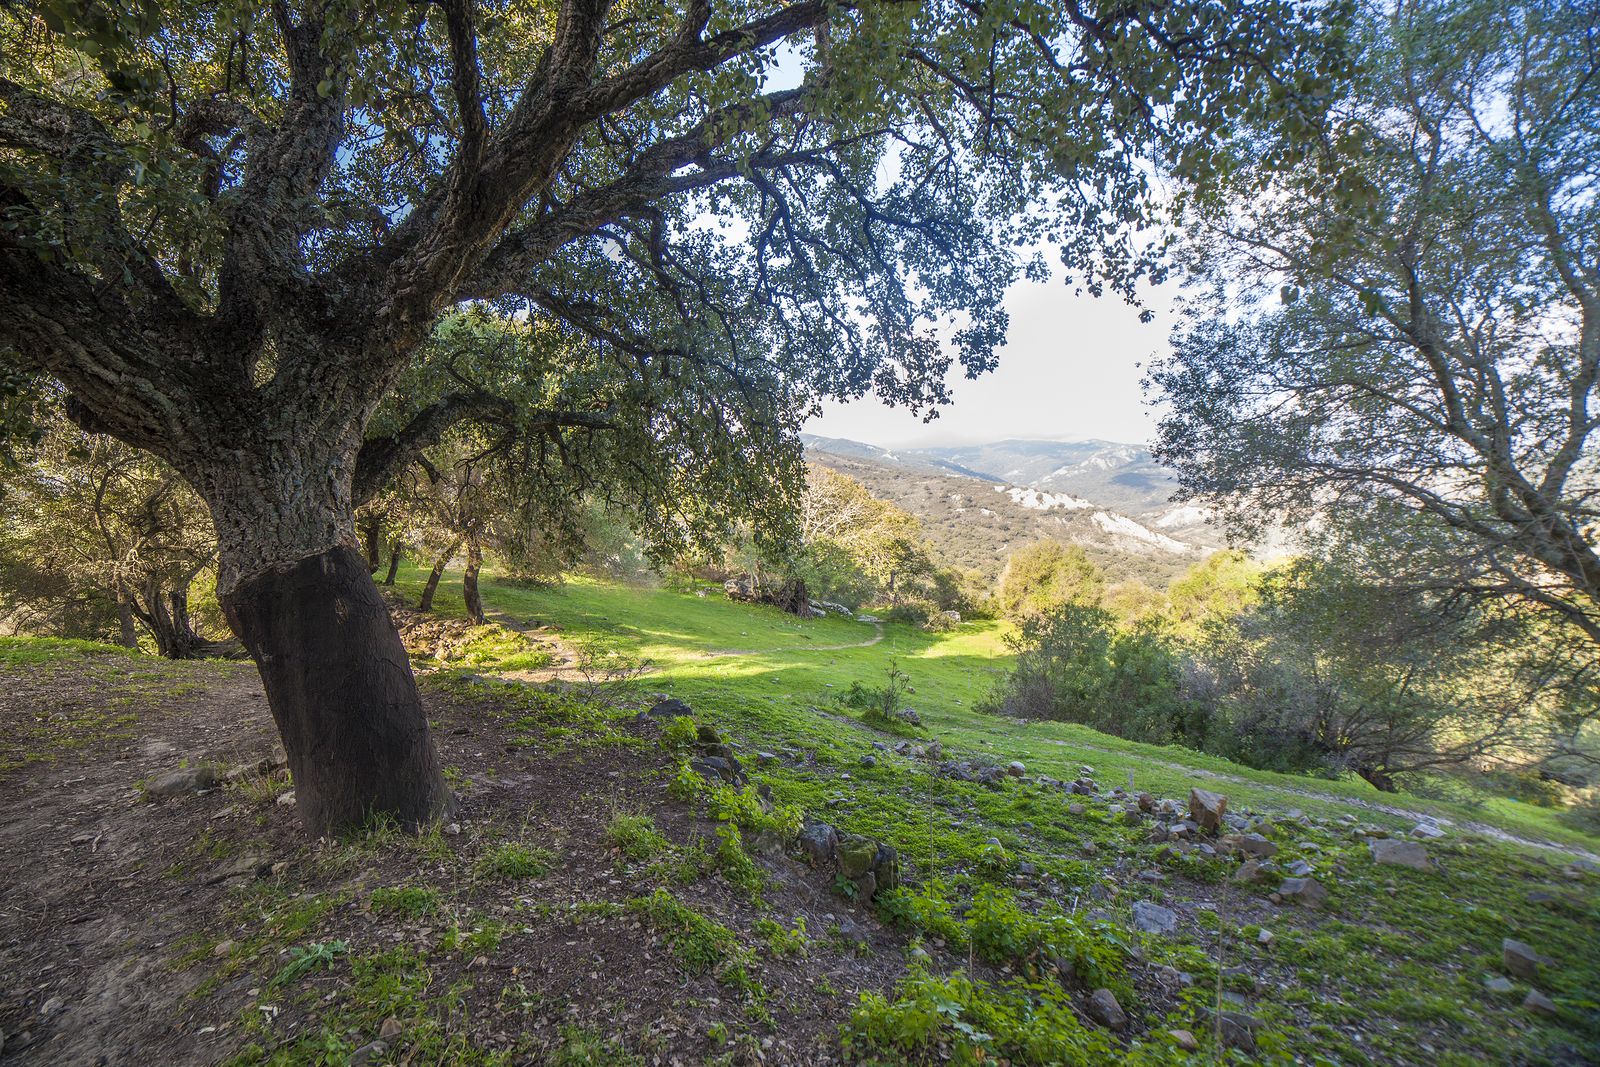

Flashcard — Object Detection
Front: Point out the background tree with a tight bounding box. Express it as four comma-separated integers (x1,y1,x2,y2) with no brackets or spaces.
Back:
1151,0,1600,655
995,540,1105,621
0,0,1346,833
0,407,221,655
1192,560,1567,790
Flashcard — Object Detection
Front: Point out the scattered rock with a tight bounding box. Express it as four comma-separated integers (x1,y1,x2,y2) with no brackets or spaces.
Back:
1257,929,1274,946
1232,860,1267,884
1189,788,1227,832
859,754,877,768
275,791,297,807
872,843,901,891
648,697,693,719
1217,1011,1262,1052
1006,760,1026,778
1369,838,1432,871
1085,988,1127,1030
1285,859,1314,877
1131,901,1178,934
379,1016,404,1040
1410,821,1445,839
837,836,878,879
796,822,839,868
851,869,878,903
213,940,235,958
1502,938,1551,981
1483,975,1513,994
145,766,220,797
1523,990,1558,1016
1277,876,1327,907
1168,1029,1199,1052
350,1040,388,1067
755,752,780,767
206,852,270,885
39,997,64,1019
1224,832,1278,858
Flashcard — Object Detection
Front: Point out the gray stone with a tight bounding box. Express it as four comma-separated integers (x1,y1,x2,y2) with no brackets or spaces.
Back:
1226,832,1278,858
350,1040,388,1067
1278,876,1328,907
1189,788,1227,832
860,754,877,768
1006,760,1026,777
1484,975,1514,994
1131,901,1178,934
1410,821,1445,839
872,843,901,890
145,766,220,797
837,836,878,879
852,870,878,903
1218,1012,1262,1052
1085,988,1127,1030
39,997,64,1019
1369,838,1432,871
1523,990,1558,1016
1502,939,1550,980
796,822,839,867
1285,859,1314,877
1168,1029,1199,1052
1232,860,1267,884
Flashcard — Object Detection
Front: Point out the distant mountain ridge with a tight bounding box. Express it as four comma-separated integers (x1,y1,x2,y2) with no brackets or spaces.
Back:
800,434,1185,517
801,434,1223,584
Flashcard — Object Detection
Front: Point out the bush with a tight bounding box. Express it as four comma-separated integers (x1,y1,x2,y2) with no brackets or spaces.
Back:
837,661,913,727
985,605,1203,747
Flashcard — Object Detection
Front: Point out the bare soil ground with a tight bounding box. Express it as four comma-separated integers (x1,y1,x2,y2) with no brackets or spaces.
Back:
0,652,911,1066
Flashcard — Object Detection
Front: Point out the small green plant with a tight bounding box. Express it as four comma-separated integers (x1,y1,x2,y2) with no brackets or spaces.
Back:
754,916,809,959
369,885,441,918
661,715,698,748
714,824,766,898
706,1021,730,1046
628,889,761,998
841,966,1113,1063
607,813,671,860
474,841,556,880
837,660,912,727
268,940,349,988
440,920,507,955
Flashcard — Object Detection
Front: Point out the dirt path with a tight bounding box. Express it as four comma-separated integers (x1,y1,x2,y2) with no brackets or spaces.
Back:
0,659,282,1066
1039,737,1600,864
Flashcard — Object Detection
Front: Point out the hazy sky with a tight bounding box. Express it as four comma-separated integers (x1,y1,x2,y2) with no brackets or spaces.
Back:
806,277,1175,449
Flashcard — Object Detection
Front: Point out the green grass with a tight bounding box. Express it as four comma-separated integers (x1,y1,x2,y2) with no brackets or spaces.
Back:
449,566,1599,1064
396,562,1600,856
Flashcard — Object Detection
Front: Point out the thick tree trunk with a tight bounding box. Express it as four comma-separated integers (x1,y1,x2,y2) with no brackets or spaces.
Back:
222,545,451,835
418,539,459,612
463,537,485,624
383,540,402,586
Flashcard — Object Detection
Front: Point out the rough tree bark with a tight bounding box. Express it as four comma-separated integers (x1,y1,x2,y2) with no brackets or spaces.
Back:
384,541,402,586
222,546,451,832
463,537,485,624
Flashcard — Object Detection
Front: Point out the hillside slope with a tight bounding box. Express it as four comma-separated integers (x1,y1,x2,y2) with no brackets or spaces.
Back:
1,575,1596,1066
805,444,1217,584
